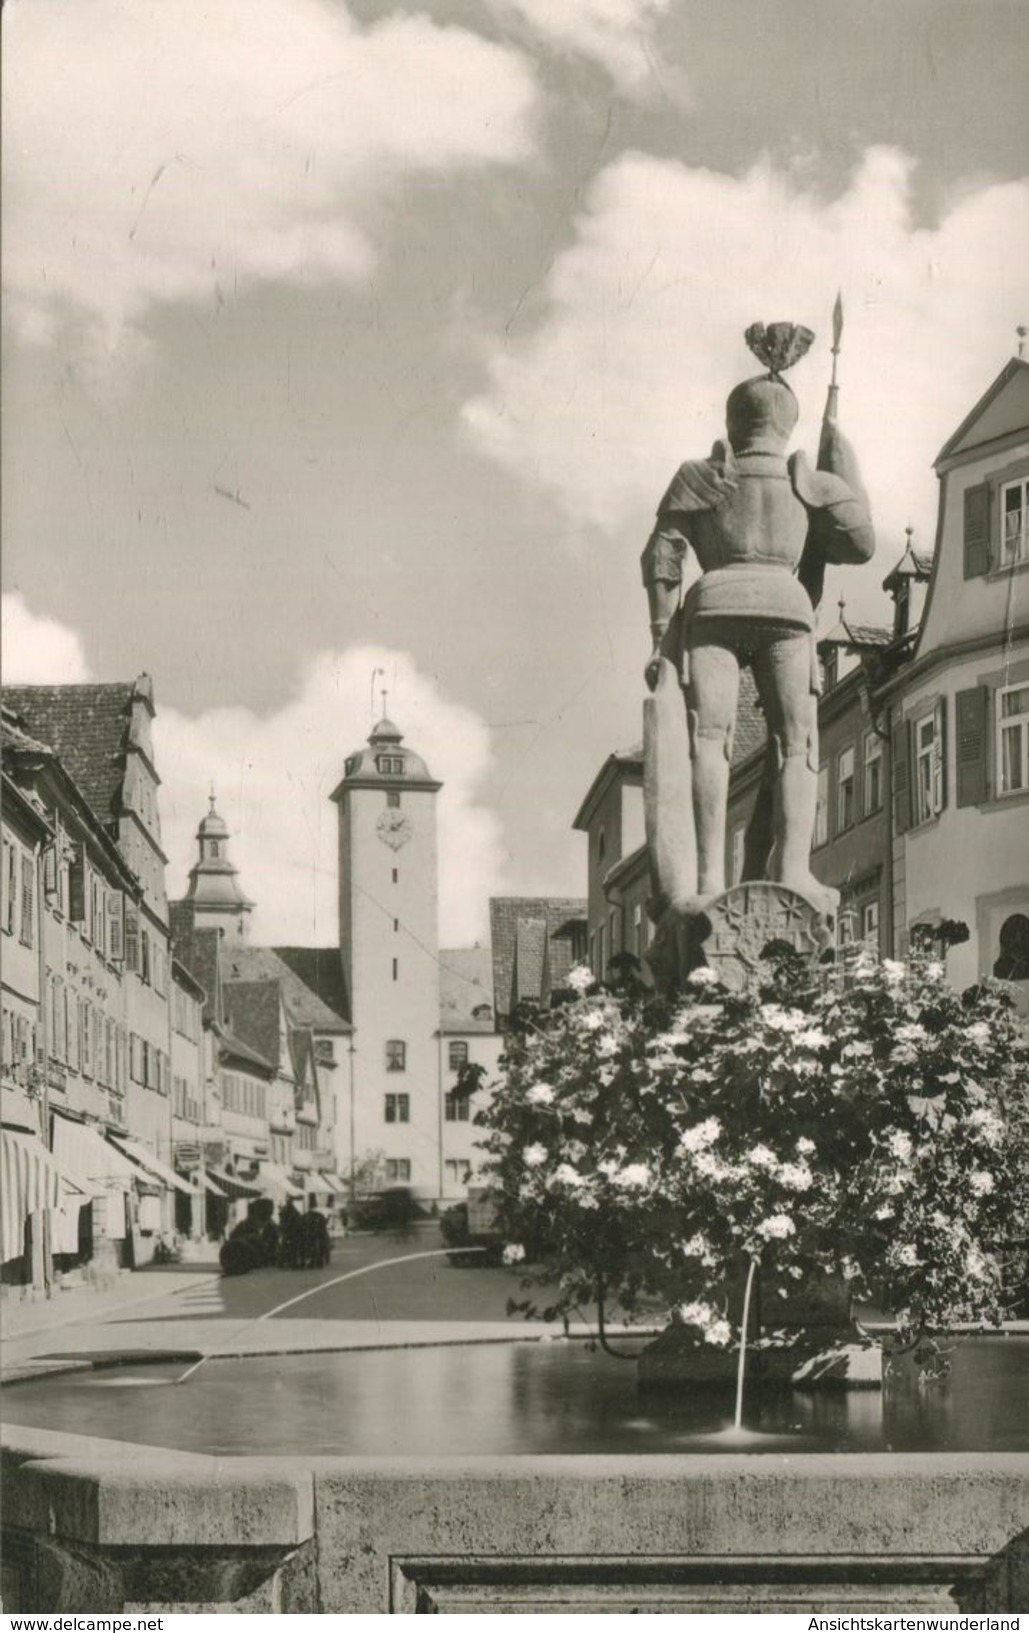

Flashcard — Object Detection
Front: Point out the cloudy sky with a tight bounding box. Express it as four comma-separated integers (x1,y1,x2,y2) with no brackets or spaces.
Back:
3,0,1028,947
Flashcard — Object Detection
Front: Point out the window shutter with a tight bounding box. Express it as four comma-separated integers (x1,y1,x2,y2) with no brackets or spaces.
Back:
963,483,991,579
933,697,947,812
68,849,86,922
892,719,911,835
956,686,990,806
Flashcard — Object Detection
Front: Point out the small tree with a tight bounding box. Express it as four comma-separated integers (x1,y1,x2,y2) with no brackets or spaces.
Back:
479,952,1029,1350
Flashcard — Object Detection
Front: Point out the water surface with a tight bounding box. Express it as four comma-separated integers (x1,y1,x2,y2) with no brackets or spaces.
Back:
3,1336,1025,1458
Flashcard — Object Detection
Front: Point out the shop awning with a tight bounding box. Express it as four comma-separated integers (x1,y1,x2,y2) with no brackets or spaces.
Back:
201,1173,230,1198
52,1114,140,1189
305,1171,337,1197
1,1128,93,1263
109,1135,195,1195
206,1166,263,1200
257,1161,304,1200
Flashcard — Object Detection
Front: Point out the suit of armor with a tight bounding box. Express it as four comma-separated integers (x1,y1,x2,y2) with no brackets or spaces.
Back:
642,374,873,912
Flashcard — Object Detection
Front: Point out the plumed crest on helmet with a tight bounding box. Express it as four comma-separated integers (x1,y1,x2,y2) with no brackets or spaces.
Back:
744,321,814,377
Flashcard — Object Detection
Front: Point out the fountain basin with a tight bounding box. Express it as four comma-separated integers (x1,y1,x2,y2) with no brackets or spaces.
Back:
3,1337,1028,1612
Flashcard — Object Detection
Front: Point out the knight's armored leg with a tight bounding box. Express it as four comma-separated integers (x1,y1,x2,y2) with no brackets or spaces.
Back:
755,631,838,919
685,634,739,903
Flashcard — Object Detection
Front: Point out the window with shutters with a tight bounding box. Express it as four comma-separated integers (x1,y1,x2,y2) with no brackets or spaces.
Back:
814,764,829,847
998,682,1029,795
1001,477,1029,567
141,928,151,985
124,907,140,973
836,746,856,833
914,712,939,824
864,732,883,814
43,844,58,898
19,855,34,947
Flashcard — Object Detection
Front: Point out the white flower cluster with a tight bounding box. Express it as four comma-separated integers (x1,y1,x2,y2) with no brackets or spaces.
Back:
678,1116,721,1154
677,1299,732,1347
525,1082,556,1105
566,964,595,995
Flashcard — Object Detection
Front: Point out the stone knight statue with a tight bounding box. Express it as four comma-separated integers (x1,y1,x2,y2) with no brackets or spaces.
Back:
642,317,874,980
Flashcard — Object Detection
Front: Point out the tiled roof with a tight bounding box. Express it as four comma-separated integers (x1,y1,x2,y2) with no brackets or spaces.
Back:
4,684,136,827
222,979,284,1070
222,944,351,1032
169,917,223,1025
439,947,496,1033
215,1023,277,1075
514,918,547,1005
489,897,586,1023
272,946,352,1027
731,668,767,768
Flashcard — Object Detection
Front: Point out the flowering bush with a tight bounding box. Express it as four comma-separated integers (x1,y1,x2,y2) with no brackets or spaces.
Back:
479,950,1029,1347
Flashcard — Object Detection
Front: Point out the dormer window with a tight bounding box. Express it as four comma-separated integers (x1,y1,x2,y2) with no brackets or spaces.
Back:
376,754,404,775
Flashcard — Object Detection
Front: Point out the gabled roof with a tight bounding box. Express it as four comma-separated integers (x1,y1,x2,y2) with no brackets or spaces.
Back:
271,946,352,1029
169,916,224,1026
214,1022,277,1076
818,618,893,651
439,947,496,1034
2,708,139,890
4,682,139,827
935,355,1029,467
223,944,351,1032
489,897,586,1023
222,979,286,1070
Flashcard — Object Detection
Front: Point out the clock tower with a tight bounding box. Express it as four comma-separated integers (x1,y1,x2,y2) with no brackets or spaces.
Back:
330,715,443,1194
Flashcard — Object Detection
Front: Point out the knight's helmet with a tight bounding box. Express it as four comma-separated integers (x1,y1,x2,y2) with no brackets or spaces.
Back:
726,321,813,456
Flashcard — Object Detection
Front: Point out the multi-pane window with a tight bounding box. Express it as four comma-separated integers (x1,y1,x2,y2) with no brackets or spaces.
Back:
444,1159,471,1185
386,1039,407,1072
444,1093,470,1122
998,683,1029,795
836,746,856,832
864,732,883,814
385,1158,411,1182
448,1041,468,1072
862,900,880,944
914,711,942,824
814,765,829,847
384,1093,410,1124
376,755,404,774
1001,477,1029,567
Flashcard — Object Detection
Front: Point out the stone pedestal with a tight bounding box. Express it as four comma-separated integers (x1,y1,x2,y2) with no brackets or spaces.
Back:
646,882,834,996
638,1268,881,1392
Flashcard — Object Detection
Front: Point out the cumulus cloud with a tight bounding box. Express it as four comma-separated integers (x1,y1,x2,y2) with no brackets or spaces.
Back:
464,147,1029,573
156,647,505,950
3,0,537,349
1,596,504,946
1,593,93,684
487,0,676,94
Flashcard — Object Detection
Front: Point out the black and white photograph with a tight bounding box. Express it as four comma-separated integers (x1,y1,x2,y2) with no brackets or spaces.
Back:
1,0,1028,1616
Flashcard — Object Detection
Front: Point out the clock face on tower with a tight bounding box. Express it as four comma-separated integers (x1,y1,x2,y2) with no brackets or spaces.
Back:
377,807,414,850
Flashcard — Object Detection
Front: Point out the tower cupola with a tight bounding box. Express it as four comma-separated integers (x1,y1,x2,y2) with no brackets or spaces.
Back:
183,794,254,941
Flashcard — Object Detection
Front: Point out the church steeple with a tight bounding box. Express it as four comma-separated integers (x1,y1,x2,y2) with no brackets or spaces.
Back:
183,793,254,941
